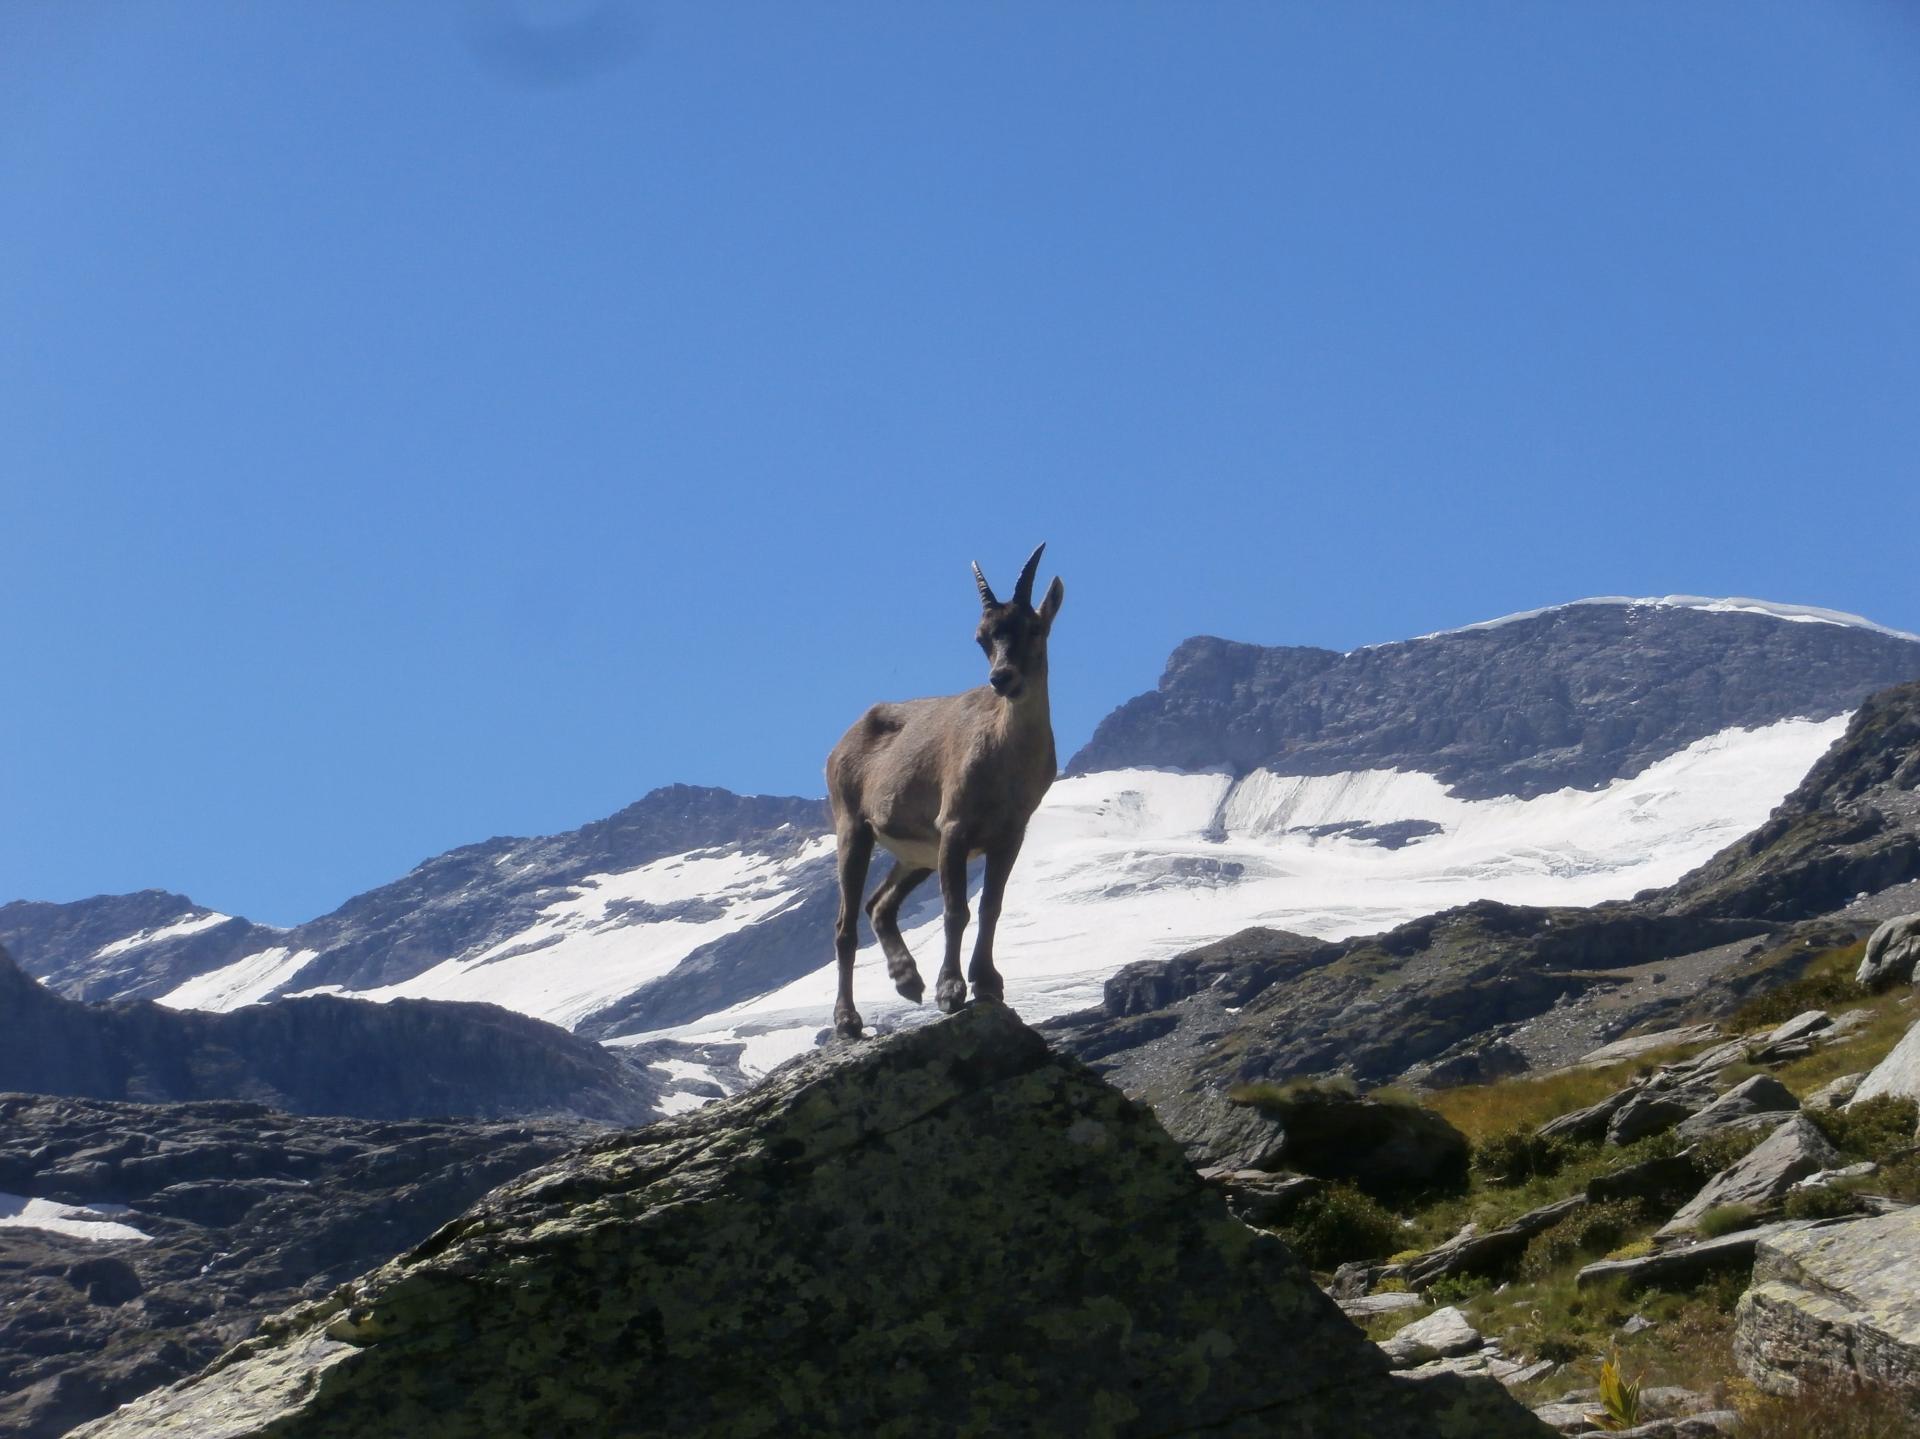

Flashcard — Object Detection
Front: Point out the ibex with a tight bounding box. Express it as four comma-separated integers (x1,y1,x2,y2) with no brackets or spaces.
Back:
824,543,1065,1039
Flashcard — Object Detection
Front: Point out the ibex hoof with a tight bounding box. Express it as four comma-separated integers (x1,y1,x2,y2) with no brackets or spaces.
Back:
894,971,926,1004
934,978,967,1014
833,1010,864,1040
971,980,1005,1005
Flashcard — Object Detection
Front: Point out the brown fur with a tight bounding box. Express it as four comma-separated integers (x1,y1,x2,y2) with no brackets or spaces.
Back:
823,544,1065,1037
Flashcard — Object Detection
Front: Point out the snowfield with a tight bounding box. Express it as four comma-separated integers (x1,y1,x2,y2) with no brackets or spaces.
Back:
629,715,1848,1084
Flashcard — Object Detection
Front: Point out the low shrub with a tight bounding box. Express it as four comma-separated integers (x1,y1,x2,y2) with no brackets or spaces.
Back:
1783,1185,1866,1221
1695,1203,1760,1239
1521,1200,1646,1279
1808,1096,1920,1163
1267,1182,1401,1270
1423,1271,1493,1307
1473,1125,1579,1187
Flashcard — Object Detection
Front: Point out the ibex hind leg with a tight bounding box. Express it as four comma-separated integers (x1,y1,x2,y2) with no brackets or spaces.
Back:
865,861,932,1004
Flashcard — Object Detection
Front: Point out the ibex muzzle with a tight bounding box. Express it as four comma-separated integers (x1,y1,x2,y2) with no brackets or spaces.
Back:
824,543,1065,1038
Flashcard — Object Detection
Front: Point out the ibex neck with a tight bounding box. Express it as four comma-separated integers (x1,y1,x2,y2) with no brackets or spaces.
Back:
996,674,1053,738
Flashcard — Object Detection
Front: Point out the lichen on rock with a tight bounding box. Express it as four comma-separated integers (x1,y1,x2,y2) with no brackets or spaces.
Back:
72,1005,1549,1438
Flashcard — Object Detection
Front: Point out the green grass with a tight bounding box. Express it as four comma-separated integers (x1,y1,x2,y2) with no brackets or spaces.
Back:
1695,1203,1761,1239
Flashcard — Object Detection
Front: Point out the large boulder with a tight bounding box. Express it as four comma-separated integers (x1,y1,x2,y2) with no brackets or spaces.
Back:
71,1006,1550,1439
1735,1208,1920,1410
1230,1086,1471,1199
1858,914,1920,990
1851,1016,1920,1109
1659,1115,1842,1238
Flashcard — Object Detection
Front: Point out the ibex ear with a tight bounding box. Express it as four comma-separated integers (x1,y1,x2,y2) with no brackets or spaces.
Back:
1038,576,1065,631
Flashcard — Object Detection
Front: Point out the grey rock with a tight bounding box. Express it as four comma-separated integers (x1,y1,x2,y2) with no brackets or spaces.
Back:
1576,1024,1720,1069
1338,1291,1428,1319
1859,913,1920,990
1201,1167,1325,1228
1672,1074,1800,1141
1380,1305,1483,1368
1735,1207,1920,1406
1791,1160,1878,1192
1383,1196,1588,1293
1621,1314,1655,1335
1578,1221,1817,1290
1401,1036,1531,1088
69,1006,1552,1439
1665,1038,1753,1080
1805,1071,1866,1110
1572,1419,1738,1439
1533,1400,1599,1434
1540,1084,1642,1145
1764,1010,1833,1045
1851,1015,1920,1109
1608,1083,1715,1145
1660,1115,1843,1236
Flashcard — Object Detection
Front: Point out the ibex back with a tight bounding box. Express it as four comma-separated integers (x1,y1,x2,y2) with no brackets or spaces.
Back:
824,543,1065,1038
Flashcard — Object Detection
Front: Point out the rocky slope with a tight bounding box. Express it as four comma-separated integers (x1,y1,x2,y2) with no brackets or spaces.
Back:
0,1094,586,1439
0,943,662,1124
1068,598,1920,798
68,1006,1549,1439
1044,680,1920,1156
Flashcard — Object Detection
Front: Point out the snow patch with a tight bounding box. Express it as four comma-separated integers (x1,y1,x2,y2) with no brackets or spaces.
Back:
0,1193,151,1244
156,947,320,1011
93,910,233,959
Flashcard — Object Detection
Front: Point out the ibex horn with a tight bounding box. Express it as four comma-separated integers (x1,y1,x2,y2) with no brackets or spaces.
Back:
1012,542,1046,608
972,562,998,609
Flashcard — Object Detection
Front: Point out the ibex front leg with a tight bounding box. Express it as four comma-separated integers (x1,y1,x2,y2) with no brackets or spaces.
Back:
933,822,971,1014
865,859,931,1004
968,836,1022,1006
832,823,874,1039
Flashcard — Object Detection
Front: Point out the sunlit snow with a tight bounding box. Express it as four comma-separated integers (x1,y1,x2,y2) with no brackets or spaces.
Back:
157,946,321,1011
0,1193,151,1244
93,910,233,959
1402,595,1920,646
640,715,1848,1079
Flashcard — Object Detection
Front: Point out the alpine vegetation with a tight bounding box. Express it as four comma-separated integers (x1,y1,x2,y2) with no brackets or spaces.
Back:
823,543,1065,1038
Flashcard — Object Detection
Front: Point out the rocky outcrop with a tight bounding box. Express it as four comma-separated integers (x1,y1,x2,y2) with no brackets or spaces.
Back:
1735,1208,1920,1408
1851,1016,1920,1110
1858,913,1920,990
0,943,661,1123
1659,1116,1843,1237
1066,604,1920,800
1576,1222,1816,1291
1228,1086,1471,1198
0,1093,584,1439
72,1007,1551,1439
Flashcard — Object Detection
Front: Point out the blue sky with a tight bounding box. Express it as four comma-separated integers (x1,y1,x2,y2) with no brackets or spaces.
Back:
4,2,1917,925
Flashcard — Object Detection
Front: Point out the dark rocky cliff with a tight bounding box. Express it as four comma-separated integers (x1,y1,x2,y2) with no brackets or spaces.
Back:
1068,603,1920,799
0,943,661,1124
0,1094,585,1439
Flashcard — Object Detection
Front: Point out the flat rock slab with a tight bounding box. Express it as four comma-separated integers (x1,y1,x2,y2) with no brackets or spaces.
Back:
1577,1221,1816,1290
1574,1025,1720,1069
71,1006,1552,1439
1380,1305,1482,1368
1735,1207,1920,1406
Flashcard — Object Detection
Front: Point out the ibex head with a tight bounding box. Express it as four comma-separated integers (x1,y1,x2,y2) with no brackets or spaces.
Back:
970,543,1065,700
